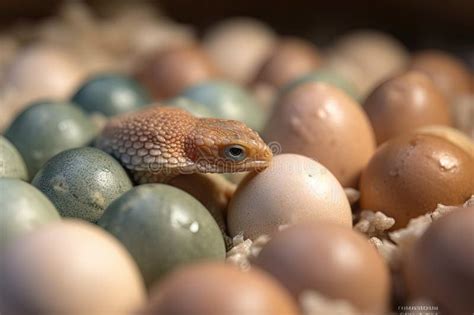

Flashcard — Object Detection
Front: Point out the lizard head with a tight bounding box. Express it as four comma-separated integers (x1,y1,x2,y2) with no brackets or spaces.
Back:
187,118,273,173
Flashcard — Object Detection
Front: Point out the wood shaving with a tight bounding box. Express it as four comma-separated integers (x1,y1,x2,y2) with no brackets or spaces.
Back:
300,291,359,315
354,210,395,238
226,234,270,271
344,187,360,205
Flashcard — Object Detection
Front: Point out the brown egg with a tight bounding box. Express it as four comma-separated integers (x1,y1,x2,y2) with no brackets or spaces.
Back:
415,125,474,158
255,223,390,314
0,220,146,315
253,37,322,89
3,44,85,100
410,50,471,102
360,133,474,229
327,30,409,97
227,154,352,240
145,262,299,315
203,18,276,84
135,45,218,99
363,71,452,144
403,207,474,315
263,82,376,187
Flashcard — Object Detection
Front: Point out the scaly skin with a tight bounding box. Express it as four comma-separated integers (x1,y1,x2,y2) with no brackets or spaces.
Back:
96,106,272,183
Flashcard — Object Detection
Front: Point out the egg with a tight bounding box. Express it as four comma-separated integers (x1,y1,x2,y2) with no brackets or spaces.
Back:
327,30,409,96
145,262,299,315
0,135,28,180
255,222,390,314
0,220,146,315
135,45,218,99
3,44,85,101
263,82,376,187
98,184,226,287
72,73,152,116
283,69,360,101
181,80,266,131
32,147,133,222
203,17,276,84
163,96,214,118
253,37,322,89
403,207,474,315
363,71,452,144
415,125,474,158
410,50,472,102
227,154,352,240
360,133,474,229
0,178,60,252
5,100,96,178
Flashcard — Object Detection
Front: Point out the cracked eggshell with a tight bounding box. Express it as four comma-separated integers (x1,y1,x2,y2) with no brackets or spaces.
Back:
227,154,352,240
0,220,146,315
360,133,474,229
263,82,376,187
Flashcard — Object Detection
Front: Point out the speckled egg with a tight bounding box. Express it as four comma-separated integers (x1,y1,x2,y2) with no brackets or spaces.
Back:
363,71,452,144
255,223,390,314
163,96,214,117
0,135,28,180
203,17,276,84
71,73,152,116
403,207,474,315
263,82,376,187
98,184,226,287
32,147,132,222
181,80,266,131
360,133,474,229
146,262,299,315
282,69,359,100
0,178,60,252
410,50,472,102
135,45,218,99
0,220,146,315
227,154,352,240
5,100,96,178
253,37,322,89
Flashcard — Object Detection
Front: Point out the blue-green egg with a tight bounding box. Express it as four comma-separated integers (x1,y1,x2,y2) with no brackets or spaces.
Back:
32,147,132,223
282,70,360,100
163,97,214,118
72,73,152,117
5,100,96,178
180,80,266,131
98,184,226,287
0,136,28,180
0,178,60,251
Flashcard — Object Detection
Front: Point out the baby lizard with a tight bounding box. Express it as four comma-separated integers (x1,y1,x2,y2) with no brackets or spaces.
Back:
96,105,273,183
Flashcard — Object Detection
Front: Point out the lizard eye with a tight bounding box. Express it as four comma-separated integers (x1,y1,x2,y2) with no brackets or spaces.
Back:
224,145,247,161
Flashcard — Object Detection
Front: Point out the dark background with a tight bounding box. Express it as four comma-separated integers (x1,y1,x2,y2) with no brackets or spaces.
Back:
1,0,473,53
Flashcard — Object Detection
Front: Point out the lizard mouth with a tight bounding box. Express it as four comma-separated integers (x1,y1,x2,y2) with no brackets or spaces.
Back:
196,159,271,173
